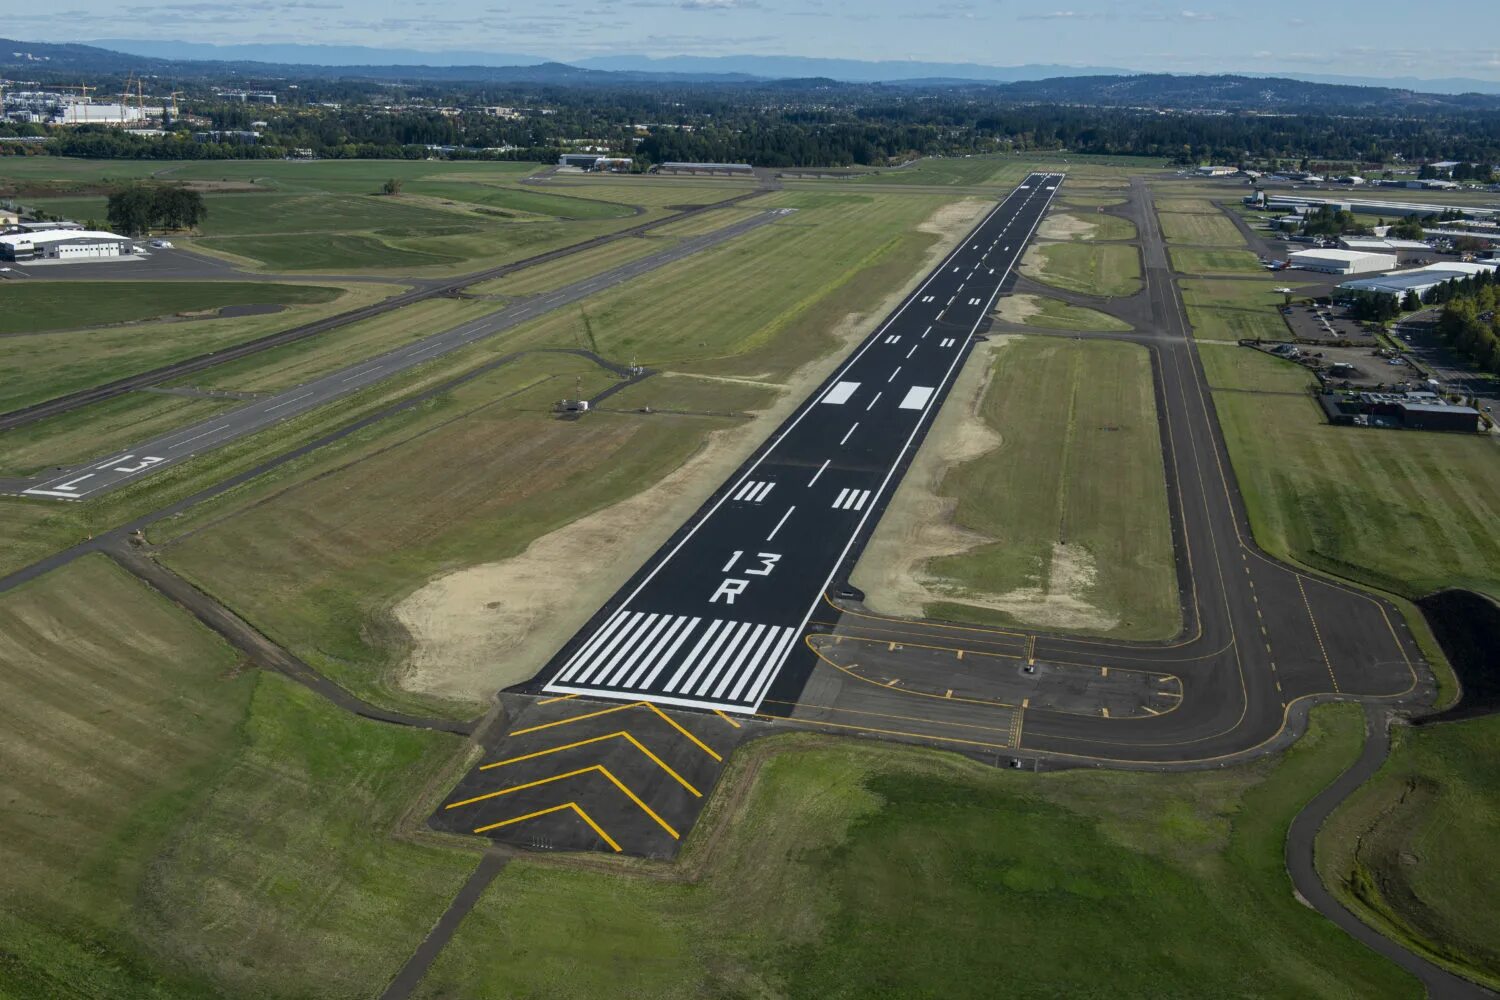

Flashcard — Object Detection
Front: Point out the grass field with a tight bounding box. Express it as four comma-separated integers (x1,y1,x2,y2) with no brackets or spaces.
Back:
158,358,723,716
165,296,502,394
1318,714,1500,990
1181,278,1298,341
842,152,1155,188
14,158,664,275
1170,248,1263,275
996,293,1132,332
467,235,674,296
1059,209,1138,242
917,338,1178,638
1157,209,1246,248
0,555,475,1000
0,280,344,336
1196,343,1316,393
1215,379,1500,600
415,706,1416,998
1022,242,1143,297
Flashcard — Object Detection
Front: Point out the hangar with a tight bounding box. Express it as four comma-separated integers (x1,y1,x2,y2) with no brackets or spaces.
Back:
0,229,135,263
1338,261,1500,298
1288,248,1397,275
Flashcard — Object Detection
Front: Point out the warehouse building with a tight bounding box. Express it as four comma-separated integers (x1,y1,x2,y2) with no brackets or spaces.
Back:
1337,261,1500,299
0,229,134,263
1288,248,1397,274
1319,390,1481,432
653,162,755,176
1337,236,1432,253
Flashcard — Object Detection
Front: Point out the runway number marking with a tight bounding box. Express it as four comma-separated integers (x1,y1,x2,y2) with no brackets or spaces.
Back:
112,455,164,474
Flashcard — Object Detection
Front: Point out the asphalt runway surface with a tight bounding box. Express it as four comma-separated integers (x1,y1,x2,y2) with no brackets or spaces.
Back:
763,177,1435,765
531,173,1063,714
7,210,786,501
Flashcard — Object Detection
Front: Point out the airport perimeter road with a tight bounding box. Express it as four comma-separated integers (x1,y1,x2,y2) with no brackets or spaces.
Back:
534,173,1063,714
8,211,785,502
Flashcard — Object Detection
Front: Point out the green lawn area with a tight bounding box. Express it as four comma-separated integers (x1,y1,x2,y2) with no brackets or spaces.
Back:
195,232,467,271
0,282,399,413
0,280,342,336
0,555,474,1000
997,293,1132,332
900,338,1177,639
843,152,1155,188
1021,242,1142,297
416,705,1416,998
1215,390,1500,600
400,182,637,220
1158,210,1246,247
1056,209,1137,242
158,357,725,716
1318,714,1500,990
1170,247,1263,275
468,235,674,296
1197,342,1316,393
1181,278,1298,342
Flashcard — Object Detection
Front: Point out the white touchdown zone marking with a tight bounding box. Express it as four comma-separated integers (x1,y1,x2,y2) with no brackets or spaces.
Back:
821,380,861,405
899,386,936,410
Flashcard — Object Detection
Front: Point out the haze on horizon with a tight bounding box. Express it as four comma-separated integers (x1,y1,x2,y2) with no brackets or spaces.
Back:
13,0,1500,84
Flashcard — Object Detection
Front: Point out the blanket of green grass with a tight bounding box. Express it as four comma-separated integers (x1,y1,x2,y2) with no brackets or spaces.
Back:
0,281,399,413
1214,353,1500,602
1000,293,1132,332
1170,248,1264,275
0,555,474,1000
1196,342,1317,393
1181,278,1299,342
1318,714,1500,991
1022,242,1143,297
920,337,1178,639
416,706,1416,999
0,280,342,336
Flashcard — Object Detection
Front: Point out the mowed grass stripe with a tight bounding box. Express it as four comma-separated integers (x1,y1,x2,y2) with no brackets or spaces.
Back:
1021,242,1143,298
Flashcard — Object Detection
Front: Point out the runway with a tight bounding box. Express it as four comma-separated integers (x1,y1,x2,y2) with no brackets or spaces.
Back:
533,173,1063,714
8,210,786,502
759,177,1434,764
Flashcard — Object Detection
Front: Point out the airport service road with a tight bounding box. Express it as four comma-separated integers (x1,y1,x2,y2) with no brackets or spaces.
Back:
11,211,785,502
539,173,1063,714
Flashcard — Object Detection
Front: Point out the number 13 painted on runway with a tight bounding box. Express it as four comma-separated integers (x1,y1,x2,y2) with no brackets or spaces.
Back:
711,551,782,604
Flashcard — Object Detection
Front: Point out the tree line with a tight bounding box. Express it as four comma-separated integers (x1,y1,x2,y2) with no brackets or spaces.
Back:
105,184,207,236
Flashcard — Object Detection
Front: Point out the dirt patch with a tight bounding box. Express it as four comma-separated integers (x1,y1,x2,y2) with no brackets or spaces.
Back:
850,338,1119,632
993,294,1043,326
1037,213,1095,241
393,197,988,704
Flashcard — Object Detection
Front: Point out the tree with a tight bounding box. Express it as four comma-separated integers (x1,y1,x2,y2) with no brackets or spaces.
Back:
381,177,403,195
106,185,156,236
1402,289,1421,312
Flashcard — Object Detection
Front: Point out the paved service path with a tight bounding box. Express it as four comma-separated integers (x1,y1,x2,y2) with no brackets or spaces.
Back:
7,211,783,501
1286,706,1497,999
533,173,1063,714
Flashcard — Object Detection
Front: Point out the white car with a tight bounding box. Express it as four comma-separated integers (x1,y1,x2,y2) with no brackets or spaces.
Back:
149,239,173,249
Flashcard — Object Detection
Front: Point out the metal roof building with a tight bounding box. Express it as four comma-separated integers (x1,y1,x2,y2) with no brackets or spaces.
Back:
654,162,755,176
1288,248,1397,274
1338,261,1499,298
0,229,134,263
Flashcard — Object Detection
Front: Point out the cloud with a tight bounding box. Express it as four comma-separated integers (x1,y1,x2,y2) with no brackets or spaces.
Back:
678,0,759,8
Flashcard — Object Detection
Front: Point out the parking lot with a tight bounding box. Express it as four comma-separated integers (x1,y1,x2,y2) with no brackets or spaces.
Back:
1282,299,1380,345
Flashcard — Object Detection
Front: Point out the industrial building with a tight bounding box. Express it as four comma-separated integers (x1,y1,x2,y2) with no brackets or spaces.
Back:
1251,192,1500,222
1288,248,1397,275
556,154,632,171
1337,261,1500,299
1337,236,1432,253
1319,390,1481,432
0,229,134,263
653,162,755,176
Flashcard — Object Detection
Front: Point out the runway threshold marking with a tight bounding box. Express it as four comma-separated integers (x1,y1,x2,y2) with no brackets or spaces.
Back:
471,801,622,851
479,730,703,797
447,764,681,839
511,701,723,761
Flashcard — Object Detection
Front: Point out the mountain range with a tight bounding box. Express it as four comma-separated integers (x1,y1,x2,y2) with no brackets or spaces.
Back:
5,38,1500,111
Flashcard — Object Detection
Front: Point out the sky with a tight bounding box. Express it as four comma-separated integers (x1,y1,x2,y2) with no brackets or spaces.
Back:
16,0,1500,80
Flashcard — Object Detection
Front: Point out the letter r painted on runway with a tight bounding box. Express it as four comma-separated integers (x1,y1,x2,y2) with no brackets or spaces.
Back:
710,578,750,604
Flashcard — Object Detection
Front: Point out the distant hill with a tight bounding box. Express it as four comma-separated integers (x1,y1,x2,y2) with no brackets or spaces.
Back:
571,54,1128,83
4,39,1500,111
